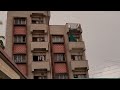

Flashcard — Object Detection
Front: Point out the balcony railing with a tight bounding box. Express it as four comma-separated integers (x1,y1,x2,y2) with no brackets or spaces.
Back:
31,42,49,51
71,60,89,71
30,24,48,33
68,41,85,51
32,61,50,71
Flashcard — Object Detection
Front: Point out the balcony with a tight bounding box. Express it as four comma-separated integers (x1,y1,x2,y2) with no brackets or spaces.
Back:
68,41,85,51
71,60,89,71
30,24,48,33
31,42,49,51
30,11,50,17
66,23,82,33
32,61,50,71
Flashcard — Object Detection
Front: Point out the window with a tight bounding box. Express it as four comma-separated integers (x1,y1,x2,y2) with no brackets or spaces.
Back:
14,36,26,43
32,37,45,42
34,76,47,79
34,69,47,79
33,48,46,52
55,74,68,79
38,76,47,79
32,37,37,42
33,55,46,61
14,18,26,25
54,54,65,62
52,36,64,43
32,17,44,24
32,30,45,34
73,74,86,78
71,55,82,60
74,34,81,42
14,55,26,63
34,76,39,79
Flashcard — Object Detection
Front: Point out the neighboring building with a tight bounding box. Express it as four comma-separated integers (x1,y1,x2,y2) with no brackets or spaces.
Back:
0,47,27,79
5,11,89,79
0,36,5,49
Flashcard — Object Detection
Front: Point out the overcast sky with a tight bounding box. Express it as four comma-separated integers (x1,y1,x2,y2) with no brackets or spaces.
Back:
1,11,120,78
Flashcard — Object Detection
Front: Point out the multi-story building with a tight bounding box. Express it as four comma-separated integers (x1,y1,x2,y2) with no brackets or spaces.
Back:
5,11,89,79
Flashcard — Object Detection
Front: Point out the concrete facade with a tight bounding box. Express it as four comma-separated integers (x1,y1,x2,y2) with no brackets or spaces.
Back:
5,11,89,79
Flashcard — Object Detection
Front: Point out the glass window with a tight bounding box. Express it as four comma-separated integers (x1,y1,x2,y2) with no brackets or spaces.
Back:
54,54,65,61
14,18,26,25
32,37,38,42
14,36,26,43
34,76,47,79
33,55,46,61
71,55,82,60
55,74,68,79
73,74,86,78
31,17,44,24
52,36,64,43
14,55,26,63
32,37,45,42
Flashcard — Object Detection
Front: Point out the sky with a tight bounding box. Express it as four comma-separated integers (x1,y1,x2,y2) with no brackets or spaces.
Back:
1,11,120,78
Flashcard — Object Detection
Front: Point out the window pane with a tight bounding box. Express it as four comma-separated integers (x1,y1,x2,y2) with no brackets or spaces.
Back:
52,36,64,43
73,74,86,78
33,56,38,61
31,17,44,24
32,37,37,42
23,36,26,42
14,36,26,43
14,18,26,25
55,74,68,79
71,55,75,60
55,54,64,61
14,55,26,63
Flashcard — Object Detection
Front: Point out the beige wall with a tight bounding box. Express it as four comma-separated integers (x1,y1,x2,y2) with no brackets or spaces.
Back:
64,25,73,78
50,24,88,78
65,24,88,78
6,11,51,79
30,24,48,33
27,12,51,79
32,61,50,71
6,11,88,79
50,25,66,35
0,58,20,79
31,42,49,51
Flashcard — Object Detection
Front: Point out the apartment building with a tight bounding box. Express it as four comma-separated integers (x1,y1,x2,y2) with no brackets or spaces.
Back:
5,11,89,79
